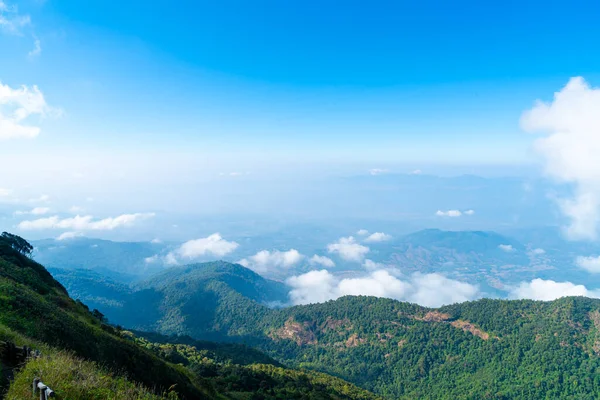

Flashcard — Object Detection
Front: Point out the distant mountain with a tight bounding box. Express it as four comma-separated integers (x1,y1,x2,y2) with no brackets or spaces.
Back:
47,267,132,311
370,229,542,294
92,261,290,342
138,261,289,304
32,237,168,280
387,228,528,270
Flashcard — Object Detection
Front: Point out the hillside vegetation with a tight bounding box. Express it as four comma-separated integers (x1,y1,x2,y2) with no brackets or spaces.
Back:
84,260,600,399
0,233,380,399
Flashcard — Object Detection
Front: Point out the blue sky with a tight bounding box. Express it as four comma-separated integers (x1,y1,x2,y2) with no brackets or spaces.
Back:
2,0,599,164
2,0,600,239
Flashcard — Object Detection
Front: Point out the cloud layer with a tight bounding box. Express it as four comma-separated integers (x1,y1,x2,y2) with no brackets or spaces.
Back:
287,269,479,307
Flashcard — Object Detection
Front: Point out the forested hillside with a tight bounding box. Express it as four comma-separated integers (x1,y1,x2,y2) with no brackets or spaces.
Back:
0,233,379,399
83,260,600,399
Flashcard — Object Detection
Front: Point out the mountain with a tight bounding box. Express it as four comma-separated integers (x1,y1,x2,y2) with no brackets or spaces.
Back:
32,237,168,281
104,262,289,342
0,233,379,399
84,260,600,399
371,229,542,294
258,296,600,399
47,267,133,311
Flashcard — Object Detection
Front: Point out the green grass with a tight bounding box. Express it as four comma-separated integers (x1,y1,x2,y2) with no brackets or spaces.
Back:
5,350,170,400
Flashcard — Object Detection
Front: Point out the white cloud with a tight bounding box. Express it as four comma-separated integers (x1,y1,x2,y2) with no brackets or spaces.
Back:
410,169,422,175
69,206,84,214
0,188,12,197
56,231,83,241
521,77,600,240
169,234,239,263
369,168,388,176
150,238,162,244
239,249,303,274
498,244,515,252
509,278,600,301
18,213,155,231
327,236,369,263
28,37,41,58
309,255,335,268
0,82,54,140
164,252,178,266
287,269,479,307
464,209,475,215
362,259,385,271
356,229,369,236
287,270,339,305
0,1,30,35
409,273,480,307
15,206,50,215
144,254,160,264
531,248,546,255
576,255,600,273
338,270,411,299
364,232,392,243
436,210,462,217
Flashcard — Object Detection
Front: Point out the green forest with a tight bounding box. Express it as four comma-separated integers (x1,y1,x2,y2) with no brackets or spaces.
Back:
89,259,600,399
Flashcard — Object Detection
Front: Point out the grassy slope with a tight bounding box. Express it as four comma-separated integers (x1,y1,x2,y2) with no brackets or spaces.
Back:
0,240,216,399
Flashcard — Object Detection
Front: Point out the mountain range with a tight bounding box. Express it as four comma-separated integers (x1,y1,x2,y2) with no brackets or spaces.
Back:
50,257,600,399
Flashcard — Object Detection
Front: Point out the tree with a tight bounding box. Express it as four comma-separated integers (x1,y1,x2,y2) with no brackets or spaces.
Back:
0,232,34,257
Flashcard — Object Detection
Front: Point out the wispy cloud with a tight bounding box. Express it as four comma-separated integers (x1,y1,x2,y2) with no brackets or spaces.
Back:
435,209,475,217
363,232,392,243
0,82,56,140
436,209,462,217
0,0,30,35
14,206,50,215
28,37,41,58
18,213,155,231
56,231,83,241
369,168,388,176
